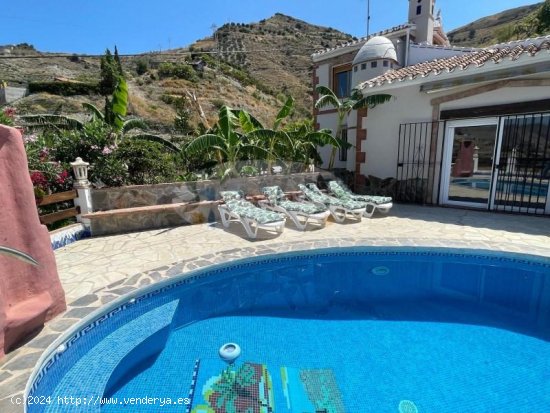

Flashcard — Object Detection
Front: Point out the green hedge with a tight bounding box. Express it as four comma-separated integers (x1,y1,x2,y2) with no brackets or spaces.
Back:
28,81,100,96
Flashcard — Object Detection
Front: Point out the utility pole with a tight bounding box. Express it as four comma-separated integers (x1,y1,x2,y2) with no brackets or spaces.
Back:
367,0,371,37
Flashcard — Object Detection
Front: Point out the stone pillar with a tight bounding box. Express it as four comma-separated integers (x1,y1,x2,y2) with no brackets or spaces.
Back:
70,157,92,229
0,125,66,358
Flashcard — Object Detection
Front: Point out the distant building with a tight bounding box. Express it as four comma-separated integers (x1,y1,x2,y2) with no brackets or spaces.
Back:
312,0,550,216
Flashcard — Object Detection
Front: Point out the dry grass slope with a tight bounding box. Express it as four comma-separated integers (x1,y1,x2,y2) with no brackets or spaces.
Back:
0,14,352,130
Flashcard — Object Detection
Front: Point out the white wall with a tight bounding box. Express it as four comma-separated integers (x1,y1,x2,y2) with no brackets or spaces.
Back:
361,85,434,179
440,86,550,111
316,63,331,88
317,112,339,169
408,45,475,65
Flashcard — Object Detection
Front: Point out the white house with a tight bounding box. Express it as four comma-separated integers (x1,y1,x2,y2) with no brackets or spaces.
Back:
312,0,550,215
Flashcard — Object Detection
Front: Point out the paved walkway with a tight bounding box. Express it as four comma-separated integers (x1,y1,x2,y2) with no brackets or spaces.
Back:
0,205,549,412
57,204,550,301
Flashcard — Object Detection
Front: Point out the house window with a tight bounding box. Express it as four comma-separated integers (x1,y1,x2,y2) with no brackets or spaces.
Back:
371,61,377,68
361,63,367,70
339,128,348,162
354,66,358,72
383,60,389,67
417,5,422,15
332,65,352,98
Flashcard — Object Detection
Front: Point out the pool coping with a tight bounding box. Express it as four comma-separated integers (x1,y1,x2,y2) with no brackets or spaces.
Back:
1,236,550,412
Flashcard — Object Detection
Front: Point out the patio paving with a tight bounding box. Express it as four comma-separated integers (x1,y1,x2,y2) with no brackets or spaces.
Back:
0,204,549,412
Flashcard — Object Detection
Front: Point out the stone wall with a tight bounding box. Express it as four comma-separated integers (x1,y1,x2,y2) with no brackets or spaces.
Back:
91,172,335,211
85,172,335,236
0,86,28,105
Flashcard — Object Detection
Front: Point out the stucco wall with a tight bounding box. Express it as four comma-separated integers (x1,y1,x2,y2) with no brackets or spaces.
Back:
440,86,550,111
317,111,339,169
362,86,434,179
408,45,474,65
316,63,331,88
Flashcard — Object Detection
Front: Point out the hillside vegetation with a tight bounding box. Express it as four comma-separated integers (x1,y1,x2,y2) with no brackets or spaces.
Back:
447,1,550,47
0,14,351,132
2,3,550,130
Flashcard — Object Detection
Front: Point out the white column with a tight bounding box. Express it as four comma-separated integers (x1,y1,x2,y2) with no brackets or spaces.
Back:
473,146,479,173
70,158,93,229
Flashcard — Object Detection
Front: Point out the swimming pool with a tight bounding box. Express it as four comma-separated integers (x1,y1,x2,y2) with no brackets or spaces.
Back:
452,178,548,198
26,248,550,413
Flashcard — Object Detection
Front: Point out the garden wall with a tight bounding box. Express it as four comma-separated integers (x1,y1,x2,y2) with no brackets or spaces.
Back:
91,172,334,210
86,172,335,236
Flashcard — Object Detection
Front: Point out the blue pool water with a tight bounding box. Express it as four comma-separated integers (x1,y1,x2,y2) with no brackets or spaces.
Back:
452,178,548,198
28,248,550,413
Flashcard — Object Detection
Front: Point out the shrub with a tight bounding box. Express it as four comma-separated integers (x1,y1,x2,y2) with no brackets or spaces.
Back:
28,81,99,96
0,107,15,126
24,133,74,197
158,62,198,82
135,57,150,75
113,139,178,185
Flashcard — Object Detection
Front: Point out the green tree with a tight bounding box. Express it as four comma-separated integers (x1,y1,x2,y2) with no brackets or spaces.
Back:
114,46,124,75
495,24,515,43
99,48,124,96
538,0,550,33
315,86,391,169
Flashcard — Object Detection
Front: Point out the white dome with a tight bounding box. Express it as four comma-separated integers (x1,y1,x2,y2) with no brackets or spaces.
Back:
352,36,397,65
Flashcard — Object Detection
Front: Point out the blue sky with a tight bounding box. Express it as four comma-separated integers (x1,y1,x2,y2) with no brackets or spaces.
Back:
1,0,542,54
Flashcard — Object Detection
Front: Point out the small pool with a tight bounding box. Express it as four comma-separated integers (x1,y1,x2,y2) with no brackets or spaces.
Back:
27,248,550,413
452,178,548,198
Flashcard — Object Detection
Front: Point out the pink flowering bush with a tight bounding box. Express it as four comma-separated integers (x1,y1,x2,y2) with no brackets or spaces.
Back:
24,133,73,199
0,107,16,126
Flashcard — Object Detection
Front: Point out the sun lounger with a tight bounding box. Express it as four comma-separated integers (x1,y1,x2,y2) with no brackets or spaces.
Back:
218,191,286,239
297,183,366,223
327,180,393,218
259,186,330,230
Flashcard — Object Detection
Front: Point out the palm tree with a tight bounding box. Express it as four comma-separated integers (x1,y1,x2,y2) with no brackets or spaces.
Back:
315,86,391,170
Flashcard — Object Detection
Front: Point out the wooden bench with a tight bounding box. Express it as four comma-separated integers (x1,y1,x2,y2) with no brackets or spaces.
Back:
82,200,221,236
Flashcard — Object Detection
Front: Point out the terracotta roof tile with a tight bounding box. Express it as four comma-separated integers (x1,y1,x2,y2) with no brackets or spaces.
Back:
359,36,550,90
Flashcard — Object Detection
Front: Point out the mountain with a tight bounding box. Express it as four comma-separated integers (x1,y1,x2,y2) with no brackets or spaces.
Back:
2,5,549,131
447,2,548,47
0,14,352,132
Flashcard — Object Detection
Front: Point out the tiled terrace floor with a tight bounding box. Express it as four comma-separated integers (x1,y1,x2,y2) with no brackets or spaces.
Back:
1,204,549,412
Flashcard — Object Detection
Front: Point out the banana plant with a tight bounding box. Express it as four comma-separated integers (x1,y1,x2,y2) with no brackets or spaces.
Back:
315,86,391,169
241,96,337,173
0,246,38,266
185,105,270,180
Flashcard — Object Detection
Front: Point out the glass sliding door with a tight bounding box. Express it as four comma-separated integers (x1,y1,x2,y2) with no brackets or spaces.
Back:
492,113,550,214
441,119,499,208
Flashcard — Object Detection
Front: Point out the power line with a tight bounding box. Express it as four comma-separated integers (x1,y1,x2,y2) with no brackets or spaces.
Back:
0,47,327,60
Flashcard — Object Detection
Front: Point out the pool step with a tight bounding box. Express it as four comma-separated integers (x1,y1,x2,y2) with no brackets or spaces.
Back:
45,300,179,412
